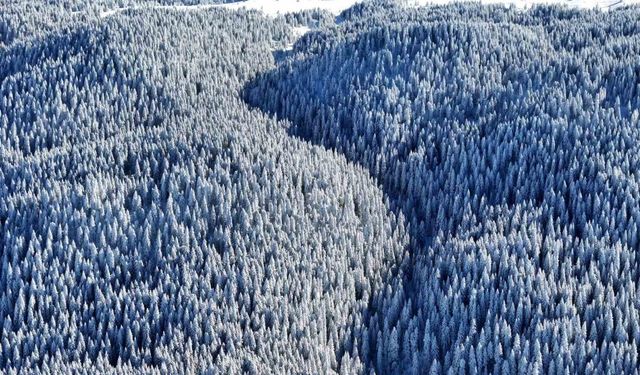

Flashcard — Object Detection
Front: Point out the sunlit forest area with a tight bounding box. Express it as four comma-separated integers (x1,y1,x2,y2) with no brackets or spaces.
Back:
2,1,640,373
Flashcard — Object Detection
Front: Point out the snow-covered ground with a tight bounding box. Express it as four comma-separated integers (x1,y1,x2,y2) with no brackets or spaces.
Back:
284,26,311,50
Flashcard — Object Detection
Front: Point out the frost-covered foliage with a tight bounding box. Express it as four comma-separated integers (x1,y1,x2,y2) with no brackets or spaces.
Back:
247,3,640,374
281,9,336,29
0,0,237,48
0,6,408,374
3,1,640,374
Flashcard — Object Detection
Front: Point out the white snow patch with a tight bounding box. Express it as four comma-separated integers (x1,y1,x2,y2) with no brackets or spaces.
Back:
292,25,311,36
281,25,311,50
100,9,120,18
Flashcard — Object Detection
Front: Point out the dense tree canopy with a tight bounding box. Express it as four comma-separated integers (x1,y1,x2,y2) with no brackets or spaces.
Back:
2,1,640,374
0,5,406,374
247,3,640,374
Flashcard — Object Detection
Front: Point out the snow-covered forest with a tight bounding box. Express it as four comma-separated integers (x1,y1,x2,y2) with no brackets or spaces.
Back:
2,0,640,374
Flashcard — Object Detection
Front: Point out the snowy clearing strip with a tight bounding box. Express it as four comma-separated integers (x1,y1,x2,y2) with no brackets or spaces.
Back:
281,26,311,51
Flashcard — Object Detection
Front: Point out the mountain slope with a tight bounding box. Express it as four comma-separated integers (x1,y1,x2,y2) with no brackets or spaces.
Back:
246,4,640,374
0,7,407,374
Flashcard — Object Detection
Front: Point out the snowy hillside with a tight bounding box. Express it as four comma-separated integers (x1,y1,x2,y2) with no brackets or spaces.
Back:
97,0,635,18
99,0,363,18
3,1,640,374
